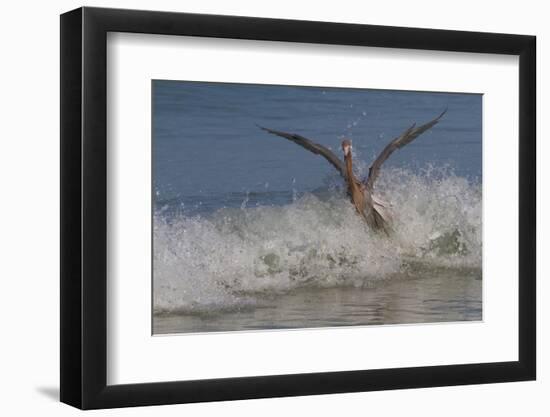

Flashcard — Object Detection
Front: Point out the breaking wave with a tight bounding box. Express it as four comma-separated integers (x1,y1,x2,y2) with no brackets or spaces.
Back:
153,166,482,314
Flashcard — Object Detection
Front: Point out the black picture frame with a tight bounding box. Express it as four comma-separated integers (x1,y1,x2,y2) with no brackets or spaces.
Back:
60,6,536,410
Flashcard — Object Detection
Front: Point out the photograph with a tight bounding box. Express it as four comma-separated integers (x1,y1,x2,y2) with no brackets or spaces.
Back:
152,80,482,335
52,2,540,412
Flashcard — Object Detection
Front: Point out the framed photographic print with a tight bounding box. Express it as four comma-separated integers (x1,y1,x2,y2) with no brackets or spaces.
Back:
60,6,536,409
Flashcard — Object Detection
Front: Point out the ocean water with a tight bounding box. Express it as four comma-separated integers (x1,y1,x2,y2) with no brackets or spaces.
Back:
152,80,482,334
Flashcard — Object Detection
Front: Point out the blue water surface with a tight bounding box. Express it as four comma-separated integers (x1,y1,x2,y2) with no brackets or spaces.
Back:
153,81,481,216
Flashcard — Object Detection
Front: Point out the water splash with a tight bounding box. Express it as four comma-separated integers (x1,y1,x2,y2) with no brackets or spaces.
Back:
153,166,481,314
240,191,249,210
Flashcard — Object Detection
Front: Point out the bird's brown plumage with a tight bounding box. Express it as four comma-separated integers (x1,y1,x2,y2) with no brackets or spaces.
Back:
258,109,446,233
343,140,391,234
343,145,367,219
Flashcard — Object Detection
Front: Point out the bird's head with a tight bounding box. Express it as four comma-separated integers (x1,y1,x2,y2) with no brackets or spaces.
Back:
341,139,352,157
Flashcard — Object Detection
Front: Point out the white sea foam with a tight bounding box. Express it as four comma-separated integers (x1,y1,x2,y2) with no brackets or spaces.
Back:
153,167,482,314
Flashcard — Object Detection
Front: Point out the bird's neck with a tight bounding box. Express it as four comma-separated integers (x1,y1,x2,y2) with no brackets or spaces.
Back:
345,153,359,189
345,153,354,177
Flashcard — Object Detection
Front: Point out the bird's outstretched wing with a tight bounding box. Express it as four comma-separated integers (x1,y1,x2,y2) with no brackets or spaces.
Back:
364,109,447,192
258,126,346,178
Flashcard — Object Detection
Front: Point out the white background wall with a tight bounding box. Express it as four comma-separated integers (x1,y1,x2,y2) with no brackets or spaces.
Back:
0,0,545,415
